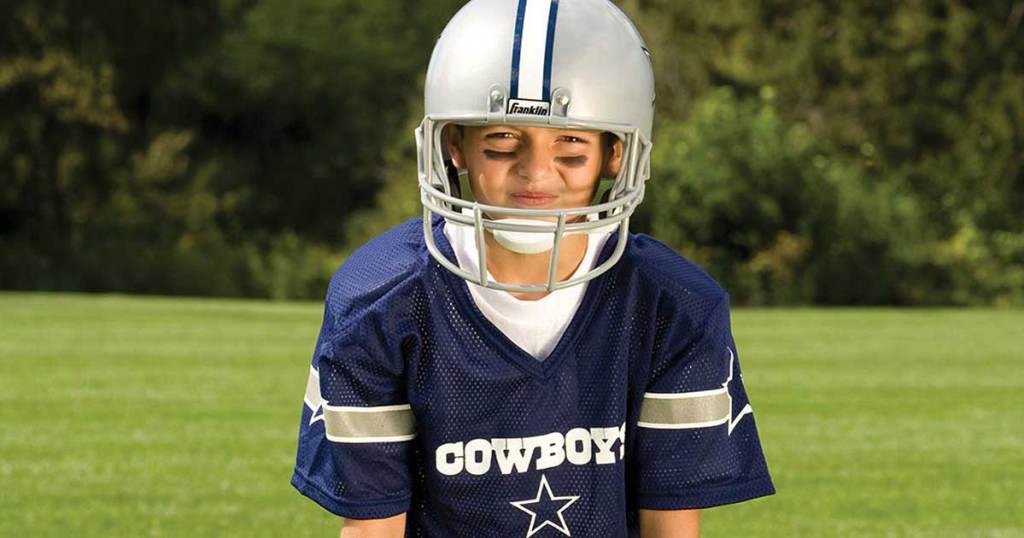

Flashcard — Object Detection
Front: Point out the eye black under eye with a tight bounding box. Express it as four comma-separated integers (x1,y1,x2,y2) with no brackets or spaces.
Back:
484,150,516,159
558,156,588,166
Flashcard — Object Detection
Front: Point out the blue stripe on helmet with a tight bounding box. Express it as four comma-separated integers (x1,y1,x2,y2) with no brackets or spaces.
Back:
542,0,560,102
510,0,529,99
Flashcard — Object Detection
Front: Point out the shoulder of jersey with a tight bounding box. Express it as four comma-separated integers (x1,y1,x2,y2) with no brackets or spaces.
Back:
621,233,727,305
323,218,428,320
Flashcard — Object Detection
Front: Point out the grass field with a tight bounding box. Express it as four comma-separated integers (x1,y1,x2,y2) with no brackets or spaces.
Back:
1,292,1021,537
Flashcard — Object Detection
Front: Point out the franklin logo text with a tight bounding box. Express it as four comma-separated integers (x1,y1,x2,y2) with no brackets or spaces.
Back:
507,99,551,116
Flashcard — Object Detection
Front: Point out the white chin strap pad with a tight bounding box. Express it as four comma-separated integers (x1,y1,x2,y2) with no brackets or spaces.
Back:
490,218,555,254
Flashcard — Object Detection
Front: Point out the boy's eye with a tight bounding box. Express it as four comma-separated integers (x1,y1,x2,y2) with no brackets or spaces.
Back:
483,150,516,159
487,132,518,140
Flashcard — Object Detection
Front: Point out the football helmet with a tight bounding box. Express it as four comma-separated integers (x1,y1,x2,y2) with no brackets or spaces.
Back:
418,0,655,292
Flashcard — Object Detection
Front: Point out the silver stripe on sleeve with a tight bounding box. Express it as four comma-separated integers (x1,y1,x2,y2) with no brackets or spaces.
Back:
323,404,417,443
637,388,731,429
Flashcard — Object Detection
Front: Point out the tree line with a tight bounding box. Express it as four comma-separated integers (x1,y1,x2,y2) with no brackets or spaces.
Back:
1,0,1021,305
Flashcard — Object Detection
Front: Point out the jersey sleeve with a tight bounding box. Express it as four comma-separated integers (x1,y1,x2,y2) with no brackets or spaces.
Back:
632,295,775,510
290,300,416,520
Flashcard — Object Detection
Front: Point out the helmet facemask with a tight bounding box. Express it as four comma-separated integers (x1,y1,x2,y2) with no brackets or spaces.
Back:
418,0,655,293
418,115,651,293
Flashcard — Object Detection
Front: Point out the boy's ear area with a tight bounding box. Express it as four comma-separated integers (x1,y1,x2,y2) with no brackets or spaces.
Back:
444,124,466,169
601,136,624,179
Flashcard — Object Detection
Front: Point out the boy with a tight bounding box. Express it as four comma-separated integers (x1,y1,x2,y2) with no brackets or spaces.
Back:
292,0,774,536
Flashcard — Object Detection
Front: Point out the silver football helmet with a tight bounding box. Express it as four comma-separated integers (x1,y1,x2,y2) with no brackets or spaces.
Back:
418,0,655,292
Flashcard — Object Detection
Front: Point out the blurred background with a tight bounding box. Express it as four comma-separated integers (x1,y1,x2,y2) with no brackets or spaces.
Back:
2,0,1022,305
2,2,1022,537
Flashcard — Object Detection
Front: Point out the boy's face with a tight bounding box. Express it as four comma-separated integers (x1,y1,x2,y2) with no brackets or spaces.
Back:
446,125,623,213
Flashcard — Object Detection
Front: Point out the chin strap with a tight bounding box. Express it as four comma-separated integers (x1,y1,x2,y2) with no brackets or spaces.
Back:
491,219,558,254
490,216,618,255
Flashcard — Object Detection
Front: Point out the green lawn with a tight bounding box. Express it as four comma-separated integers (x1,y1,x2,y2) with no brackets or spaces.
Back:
1,293,1021,537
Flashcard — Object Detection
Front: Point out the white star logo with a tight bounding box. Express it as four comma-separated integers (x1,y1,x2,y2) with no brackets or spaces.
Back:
308,401,325,426
510,475,580,537
724,347,753,435
304,367,325,426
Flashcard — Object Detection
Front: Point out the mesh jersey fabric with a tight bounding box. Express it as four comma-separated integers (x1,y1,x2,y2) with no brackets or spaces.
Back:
291,217,775,536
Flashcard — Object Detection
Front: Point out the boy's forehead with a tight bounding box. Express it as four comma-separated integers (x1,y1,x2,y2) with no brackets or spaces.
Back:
466,124,600,137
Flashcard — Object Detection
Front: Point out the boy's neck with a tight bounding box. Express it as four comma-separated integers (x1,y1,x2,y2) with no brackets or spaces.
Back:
483,233,589,301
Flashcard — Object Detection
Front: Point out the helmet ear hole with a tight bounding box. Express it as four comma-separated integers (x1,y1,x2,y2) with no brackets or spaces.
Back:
444,160,462,201
598,188,613,220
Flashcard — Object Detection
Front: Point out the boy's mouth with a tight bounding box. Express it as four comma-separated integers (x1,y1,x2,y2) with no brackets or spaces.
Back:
510,192,557,207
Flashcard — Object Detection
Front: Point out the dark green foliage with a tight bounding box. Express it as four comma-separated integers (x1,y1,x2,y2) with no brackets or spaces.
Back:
1,0,1021,303
624,0,1024,305
640,88,924,305
0,0,459,299
163,0,464,242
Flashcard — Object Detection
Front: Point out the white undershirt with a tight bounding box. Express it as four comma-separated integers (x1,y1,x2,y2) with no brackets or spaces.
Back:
444,221,610,361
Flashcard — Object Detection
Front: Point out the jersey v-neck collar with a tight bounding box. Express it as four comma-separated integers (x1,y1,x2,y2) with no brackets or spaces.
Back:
429,218,621,380
444,219,609,361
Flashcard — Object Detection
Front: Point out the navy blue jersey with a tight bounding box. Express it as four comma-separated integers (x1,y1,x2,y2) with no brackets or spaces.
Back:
291,218,774,536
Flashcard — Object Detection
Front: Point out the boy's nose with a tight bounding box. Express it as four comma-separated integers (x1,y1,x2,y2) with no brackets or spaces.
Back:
516,147,556,183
